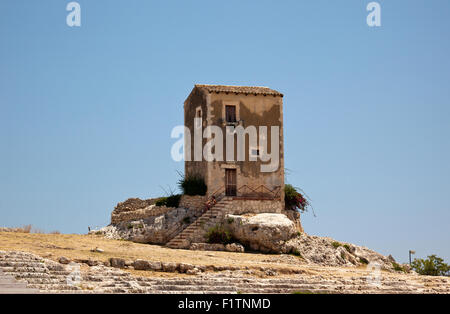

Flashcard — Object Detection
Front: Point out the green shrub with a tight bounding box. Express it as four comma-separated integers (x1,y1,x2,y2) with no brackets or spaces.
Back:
296,231,301,237
155,194,181,207
183,216,191,224
284,184,309,212
392,262,405,272
206,224,233,244
291,249,302,257
343,244,352,253
227,217,234,224
411,255,450,276
359,257,369,265
155,197,166,206
331,241,342,249
178,174,207,196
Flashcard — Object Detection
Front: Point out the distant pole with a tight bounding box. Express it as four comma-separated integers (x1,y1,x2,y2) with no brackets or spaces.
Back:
409,250,416,265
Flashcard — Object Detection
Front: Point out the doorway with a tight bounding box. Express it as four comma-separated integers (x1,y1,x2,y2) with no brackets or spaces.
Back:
225,169,237,196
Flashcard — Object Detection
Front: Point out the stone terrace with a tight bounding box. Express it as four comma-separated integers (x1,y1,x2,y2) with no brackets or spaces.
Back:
0,251,449,294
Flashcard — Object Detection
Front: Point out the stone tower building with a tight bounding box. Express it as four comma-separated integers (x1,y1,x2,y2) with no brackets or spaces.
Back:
184,84,285,212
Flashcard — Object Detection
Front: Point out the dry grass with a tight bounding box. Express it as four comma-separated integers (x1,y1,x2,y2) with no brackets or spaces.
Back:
22,225,32,233
2,225,58,234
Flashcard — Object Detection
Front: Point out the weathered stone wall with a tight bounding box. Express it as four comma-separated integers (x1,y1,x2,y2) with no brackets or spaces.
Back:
111,195,208,225
179,195,207,212
224,199,283,215
111,205,175,224
101,207,204,244
114,198,158,213
184,86,209,181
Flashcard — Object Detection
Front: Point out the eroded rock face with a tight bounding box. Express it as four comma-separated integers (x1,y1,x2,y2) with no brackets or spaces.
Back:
283,233,398,270
226,213,297,253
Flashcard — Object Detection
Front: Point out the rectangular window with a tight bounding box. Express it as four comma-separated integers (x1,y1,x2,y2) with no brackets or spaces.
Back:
195,107,202,128
225,105,236,123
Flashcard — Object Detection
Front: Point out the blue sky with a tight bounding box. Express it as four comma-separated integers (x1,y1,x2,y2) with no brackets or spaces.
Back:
1,1,449,263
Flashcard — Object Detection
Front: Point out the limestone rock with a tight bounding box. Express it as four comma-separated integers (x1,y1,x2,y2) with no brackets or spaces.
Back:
125,260,133,267
109,258,125,268
283,233,398,270
225,243,245,253
58,256,70,264
226,213,297,253
149,261,162,271
133,259,151,270
179,263,195,273
388,255,396,263
162,262,178,272
190,243,226,251
186,268,200,275
336,246,358,265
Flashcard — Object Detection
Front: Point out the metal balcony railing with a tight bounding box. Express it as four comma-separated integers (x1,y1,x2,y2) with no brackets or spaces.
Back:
210,184,281,201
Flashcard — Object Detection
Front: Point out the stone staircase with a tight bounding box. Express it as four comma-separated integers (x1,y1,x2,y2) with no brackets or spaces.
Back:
140,275,450,294
0,251,79,293
0,268,39,294
166,198,232,249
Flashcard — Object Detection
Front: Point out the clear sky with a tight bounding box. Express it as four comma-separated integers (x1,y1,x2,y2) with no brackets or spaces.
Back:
1,1,449,263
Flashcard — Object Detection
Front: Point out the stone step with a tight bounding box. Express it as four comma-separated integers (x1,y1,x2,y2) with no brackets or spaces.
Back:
148,290,237,295
7,273,53,279
0,282,28,289
0,257,43,262
0,277,16,283
28,284,82,291
24,278,72,284
151,285,236,292
0,261,45,267
0,288,40,294
0,266,48,272
40,290,95,294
